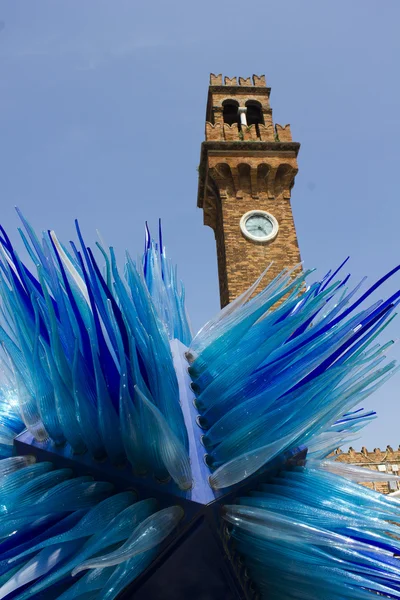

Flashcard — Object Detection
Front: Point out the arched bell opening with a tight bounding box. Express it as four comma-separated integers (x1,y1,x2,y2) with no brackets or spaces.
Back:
222,100,240,128
245,100,264,137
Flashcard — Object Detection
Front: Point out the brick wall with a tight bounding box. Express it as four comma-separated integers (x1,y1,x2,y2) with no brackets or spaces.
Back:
208,155,301,305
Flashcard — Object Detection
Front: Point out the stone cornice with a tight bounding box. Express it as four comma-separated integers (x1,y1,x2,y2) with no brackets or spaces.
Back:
202,140,300,154
196,140,300,208
209,85,271,96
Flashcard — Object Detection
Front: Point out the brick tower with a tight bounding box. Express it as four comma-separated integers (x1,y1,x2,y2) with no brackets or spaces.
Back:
197,74,301,307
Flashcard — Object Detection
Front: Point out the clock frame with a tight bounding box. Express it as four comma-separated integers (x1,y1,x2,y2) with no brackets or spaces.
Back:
240,210,279,243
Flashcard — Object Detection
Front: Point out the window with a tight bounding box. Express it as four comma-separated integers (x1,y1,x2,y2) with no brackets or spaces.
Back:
245,101,264,137
222,100,240,127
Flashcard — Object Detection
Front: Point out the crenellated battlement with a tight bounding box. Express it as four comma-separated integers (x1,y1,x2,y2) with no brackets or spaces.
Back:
205,121,291,142
209,74,266,87
205,74,294,145
275,124,293,142
334,445,400,494
334,445,400,460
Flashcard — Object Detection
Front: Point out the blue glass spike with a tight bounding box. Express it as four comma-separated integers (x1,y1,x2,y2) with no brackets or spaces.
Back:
68,239,83,272
319,256,350,293
9,348,47,442
338,272,351,289
143,226,149,279
134,386,191,490
0,228,57,326
222,465,400,598
0,539,83,598
0,511,78,562
15,500,158,600
10,492,135,566
74,249,119,410
274,280,321,324
108,309,147,475
52,567,115,600
1,263,42,343
145,221,151,253
95,241,112,290
109,249,151,390
145,221,151,250
48,232,92,364
267,269,400,369
15,208,49,273
75,243,118,357
0,327,32,394
319,274,400,340
86,246,130,357
0,227,28,292
72,340,105,460
39,239,74,360
36,266,72,389
44,344,86,454
28,312,63,447
289,286,340,339
90,338,125,463
337,312,398,369
158,219,164,256
72,505,184,574
0,225,14,253
95,549,157,600
74,221,118,350
291,304,394,392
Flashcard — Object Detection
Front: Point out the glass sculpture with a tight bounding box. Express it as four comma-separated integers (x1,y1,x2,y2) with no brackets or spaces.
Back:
0,210,399,598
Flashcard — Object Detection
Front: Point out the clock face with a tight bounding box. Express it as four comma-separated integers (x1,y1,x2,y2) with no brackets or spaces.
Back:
240,210,279,243
245,214,274,238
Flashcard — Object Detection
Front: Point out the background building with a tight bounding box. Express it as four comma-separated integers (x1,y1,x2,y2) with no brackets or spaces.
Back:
334,446,400,495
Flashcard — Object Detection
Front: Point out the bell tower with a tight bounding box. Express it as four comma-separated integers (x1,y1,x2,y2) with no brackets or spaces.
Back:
197,73,301,307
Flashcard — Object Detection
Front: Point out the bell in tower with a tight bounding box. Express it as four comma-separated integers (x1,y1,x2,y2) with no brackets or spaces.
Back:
197,73,301,307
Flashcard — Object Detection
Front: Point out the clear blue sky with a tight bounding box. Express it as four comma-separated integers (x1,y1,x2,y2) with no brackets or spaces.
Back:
0,1,399,450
